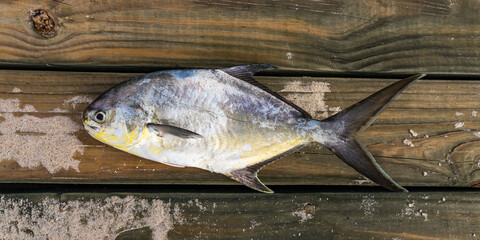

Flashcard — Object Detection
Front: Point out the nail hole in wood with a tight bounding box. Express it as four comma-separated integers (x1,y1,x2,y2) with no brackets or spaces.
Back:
303,202,315,215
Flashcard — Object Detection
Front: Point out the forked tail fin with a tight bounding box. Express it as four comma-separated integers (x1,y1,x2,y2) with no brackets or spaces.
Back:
320,74,425,192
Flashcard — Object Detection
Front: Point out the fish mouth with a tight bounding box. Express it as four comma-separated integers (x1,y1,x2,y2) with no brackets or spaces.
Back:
84,122,100,133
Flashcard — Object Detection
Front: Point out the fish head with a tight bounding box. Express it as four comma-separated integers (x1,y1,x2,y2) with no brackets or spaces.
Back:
83,90,147,150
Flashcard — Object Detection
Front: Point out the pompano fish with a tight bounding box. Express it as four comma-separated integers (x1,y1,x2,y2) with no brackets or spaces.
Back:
83,64,424,193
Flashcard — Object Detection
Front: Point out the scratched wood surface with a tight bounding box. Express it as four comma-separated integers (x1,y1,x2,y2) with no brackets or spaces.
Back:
0,191,477,239
0,0,479,74
0,70,479,189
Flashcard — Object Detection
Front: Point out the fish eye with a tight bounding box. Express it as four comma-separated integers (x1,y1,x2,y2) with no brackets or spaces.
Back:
94,111,106,123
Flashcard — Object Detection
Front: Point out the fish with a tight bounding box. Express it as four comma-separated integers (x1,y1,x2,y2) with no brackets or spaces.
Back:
83,64,425,193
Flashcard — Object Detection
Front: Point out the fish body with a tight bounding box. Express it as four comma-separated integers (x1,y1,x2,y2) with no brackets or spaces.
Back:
84,64,424,193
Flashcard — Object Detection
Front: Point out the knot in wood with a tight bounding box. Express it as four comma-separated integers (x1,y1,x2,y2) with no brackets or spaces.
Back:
30,9,56,38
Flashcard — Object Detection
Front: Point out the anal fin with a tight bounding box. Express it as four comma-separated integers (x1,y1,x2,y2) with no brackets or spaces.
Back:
229,168,273,193
227,144,307,193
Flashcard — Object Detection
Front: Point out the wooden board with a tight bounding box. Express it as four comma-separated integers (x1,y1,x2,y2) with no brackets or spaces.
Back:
0,69,479,189
0,190,477,239
0,0,479,74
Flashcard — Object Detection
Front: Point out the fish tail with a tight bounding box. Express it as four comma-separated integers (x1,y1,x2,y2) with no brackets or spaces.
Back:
315,74,426,192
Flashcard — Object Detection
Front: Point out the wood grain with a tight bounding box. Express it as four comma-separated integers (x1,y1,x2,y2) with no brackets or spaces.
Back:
1,191,478,239
0,0,479,73
0,69,479,188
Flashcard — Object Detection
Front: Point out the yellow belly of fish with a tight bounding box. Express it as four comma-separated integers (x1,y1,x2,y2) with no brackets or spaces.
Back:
125,124,307,174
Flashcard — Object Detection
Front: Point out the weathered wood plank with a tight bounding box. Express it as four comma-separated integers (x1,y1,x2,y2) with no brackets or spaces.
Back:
0,191,477,239
0,0,479,73
0,70,479,188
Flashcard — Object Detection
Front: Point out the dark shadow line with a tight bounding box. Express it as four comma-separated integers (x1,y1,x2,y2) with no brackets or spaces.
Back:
0,63,479,80
0,183,477,194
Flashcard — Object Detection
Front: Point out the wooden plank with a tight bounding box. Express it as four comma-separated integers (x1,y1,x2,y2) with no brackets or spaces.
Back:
0,70,479,188
0,191,477,239
0,0,479,74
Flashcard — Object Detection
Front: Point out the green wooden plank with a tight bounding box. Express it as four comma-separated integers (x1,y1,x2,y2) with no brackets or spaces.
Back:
0,191,477,239
1,70,480,189
0,1,479,74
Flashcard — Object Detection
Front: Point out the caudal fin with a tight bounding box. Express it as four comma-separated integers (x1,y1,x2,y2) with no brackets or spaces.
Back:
320,74,425,192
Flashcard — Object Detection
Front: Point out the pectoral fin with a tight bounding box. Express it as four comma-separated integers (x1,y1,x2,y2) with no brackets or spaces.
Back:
147,123,202,139
162,162,186,168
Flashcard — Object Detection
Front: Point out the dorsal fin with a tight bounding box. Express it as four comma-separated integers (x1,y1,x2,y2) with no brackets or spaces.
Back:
221,64,275,83
220,64,313,119
228,144,307,193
